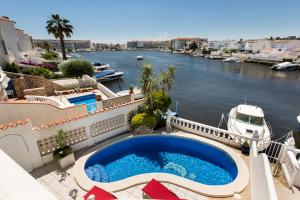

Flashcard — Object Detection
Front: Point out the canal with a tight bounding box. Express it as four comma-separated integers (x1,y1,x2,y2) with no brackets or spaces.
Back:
80,50,300,139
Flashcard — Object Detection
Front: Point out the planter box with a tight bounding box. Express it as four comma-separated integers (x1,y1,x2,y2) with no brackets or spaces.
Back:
58,153,75,169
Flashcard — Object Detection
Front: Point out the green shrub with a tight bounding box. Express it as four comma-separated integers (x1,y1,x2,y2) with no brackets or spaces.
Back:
41,50,59,60
131,113,157,130
22,67,62,79
53,146,72,160
60,59,94,78
53,129,72,160
3,62,20,73
151,91,172,112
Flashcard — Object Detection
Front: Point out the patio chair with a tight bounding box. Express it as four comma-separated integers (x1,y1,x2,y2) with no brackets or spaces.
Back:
75,86,94,93
142,179,181,200
83,186,118,200
54,89,75,95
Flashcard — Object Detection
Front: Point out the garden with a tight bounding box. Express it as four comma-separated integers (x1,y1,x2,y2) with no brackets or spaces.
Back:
129,63,175,131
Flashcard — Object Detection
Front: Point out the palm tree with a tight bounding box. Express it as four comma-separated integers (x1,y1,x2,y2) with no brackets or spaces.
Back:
46,14,73,60
140,64,158,107
161,64,175,94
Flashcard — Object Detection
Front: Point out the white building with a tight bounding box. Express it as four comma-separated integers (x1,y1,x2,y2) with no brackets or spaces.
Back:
171,38,208,50
244,39,270,53
0,16,33,64
208,40,238,51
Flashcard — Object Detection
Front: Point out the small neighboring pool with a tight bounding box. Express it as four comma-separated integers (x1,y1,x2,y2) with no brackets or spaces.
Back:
84,135,238,185
68,94,97,113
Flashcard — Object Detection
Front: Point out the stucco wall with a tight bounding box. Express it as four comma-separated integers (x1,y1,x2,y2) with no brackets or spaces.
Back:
0,102,87,127
23,87,46,96
0,99,145,171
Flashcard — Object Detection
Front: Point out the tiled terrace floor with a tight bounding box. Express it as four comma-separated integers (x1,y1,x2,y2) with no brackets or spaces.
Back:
30,131,250,200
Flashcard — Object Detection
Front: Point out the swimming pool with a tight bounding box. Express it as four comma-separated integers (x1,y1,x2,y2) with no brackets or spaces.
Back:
68,94,97,113
84,135,238,185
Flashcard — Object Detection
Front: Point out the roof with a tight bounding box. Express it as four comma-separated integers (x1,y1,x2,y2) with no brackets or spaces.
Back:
142,179,180,200
0,16,16,23
0,98,146,131
237,104,264,118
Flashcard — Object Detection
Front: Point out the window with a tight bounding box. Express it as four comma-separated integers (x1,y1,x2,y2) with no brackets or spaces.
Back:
236,113,250,123
250,116,263,126
236,112,263,126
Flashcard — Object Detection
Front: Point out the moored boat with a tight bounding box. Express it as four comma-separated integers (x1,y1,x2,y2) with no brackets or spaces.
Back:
223,57,240,62
227,104,271,150
270,62,300,71
137,56,144,60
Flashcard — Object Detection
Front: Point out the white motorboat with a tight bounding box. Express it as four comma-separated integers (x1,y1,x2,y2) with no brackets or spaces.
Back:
93,63,124,82
227,104,271,150
137,56,144,60
297,114,300,124
270,62,300,71
223,57,240,62
173,49,184,54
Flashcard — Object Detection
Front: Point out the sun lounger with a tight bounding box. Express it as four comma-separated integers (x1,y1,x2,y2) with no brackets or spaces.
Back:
83,186,117,200
54,89,75,95
142,179,181,199
75,87,94,93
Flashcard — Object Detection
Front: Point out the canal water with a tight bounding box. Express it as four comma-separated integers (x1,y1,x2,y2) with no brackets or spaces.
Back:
79,50,300,139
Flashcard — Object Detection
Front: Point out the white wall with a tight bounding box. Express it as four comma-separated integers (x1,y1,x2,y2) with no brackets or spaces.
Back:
0,99,145,171
250,153,278,200
0,19,19,60
0,149,58,200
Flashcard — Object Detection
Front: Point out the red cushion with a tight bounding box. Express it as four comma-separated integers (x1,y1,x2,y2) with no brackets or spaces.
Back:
142,179,181,200
84,186,117,200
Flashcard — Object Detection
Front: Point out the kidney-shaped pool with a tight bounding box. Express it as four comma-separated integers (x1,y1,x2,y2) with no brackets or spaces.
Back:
84,135,238,185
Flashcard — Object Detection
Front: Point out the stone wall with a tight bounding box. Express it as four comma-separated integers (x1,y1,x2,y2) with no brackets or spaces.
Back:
6,72,66,99
23,87,46,96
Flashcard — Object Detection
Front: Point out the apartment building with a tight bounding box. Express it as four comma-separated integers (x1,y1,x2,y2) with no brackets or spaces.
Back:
34,39,91,51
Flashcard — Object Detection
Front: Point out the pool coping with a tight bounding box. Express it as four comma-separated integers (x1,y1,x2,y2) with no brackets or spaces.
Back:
73,133,249,197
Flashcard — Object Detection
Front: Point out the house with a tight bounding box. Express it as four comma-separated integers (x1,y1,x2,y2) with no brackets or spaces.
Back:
171,37,208,50
0,16,33,64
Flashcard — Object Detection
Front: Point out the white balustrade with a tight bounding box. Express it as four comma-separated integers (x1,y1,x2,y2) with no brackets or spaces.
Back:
102,94,131,109
25,95,65,107
170,116,252,147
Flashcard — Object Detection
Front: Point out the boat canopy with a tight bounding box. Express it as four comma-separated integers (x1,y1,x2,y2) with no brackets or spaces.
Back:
237,104,264,118
94,70,114,78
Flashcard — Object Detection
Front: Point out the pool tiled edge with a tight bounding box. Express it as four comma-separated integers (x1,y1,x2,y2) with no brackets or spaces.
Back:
73,133,249,197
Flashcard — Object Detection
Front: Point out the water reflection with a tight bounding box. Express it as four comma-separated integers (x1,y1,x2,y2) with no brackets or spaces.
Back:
80,51,300,139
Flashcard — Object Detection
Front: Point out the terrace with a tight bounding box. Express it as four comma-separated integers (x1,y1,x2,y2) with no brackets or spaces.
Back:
28,129,300,200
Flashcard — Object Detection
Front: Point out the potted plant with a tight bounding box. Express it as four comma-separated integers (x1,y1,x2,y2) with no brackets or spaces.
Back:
53,129,75,168
241,140,250,155
129,86,134,94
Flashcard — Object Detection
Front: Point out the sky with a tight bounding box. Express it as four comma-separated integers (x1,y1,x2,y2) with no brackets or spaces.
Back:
1,0,300,43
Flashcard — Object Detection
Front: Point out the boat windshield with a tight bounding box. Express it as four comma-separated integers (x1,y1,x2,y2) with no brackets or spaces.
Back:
236,113,264,126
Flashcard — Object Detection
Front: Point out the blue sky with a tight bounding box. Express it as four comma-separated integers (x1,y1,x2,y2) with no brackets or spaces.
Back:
1,0,300,43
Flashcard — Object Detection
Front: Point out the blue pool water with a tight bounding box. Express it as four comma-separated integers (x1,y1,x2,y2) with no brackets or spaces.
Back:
85,135,238,185
68,94,97,113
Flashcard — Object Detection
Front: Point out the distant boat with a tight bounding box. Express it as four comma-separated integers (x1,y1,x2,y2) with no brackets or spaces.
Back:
223,57,240,62
137,56,144,60
173,49,184,54
270,62,300,71
208,55,223,59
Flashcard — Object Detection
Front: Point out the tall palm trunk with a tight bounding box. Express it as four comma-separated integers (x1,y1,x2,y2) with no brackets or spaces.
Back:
59,36,67,60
